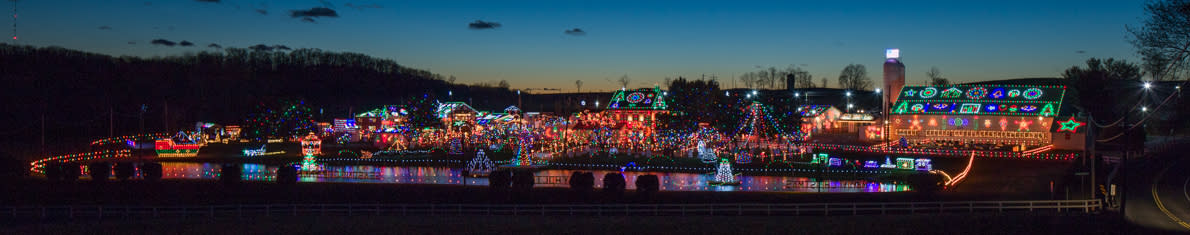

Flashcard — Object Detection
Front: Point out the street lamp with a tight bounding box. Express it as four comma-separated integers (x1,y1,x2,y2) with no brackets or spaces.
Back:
875,88,881,94
845,91,851,97
1142,106,1148,112
1143,82,1152,89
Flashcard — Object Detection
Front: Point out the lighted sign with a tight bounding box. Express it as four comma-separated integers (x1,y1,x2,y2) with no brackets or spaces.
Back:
886,48,900,59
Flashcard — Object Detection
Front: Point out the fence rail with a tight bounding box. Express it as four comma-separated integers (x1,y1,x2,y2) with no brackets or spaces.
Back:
1,200,1099,219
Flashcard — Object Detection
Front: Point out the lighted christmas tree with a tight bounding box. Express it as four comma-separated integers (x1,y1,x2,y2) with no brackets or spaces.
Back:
465,149,494,175
514,140,532,166
712,158,737,184
300,155,320,172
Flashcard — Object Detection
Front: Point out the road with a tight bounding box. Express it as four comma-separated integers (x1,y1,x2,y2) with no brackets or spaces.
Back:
1124,142,1190,232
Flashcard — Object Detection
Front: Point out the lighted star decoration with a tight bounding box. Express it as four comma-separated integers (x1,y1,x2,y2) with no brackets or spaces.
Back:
1058,117,1083,133
904,89,917,97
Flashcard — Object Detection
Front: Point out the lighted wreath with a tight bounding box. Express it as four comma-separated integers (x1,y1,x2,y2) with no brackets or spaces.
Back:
920,87,938,99
1022,88,1043,100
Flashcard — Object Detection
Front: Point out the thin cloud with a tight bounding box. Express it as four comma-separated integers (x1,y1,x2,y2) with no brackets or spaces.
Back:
179,41,194,46
1076,50,1086,54
468,20,501,30
301,17,316,23
128,41,137,45
208,43,222,49
150,39,177,46
255,9,268,15
274,45,292,50
98,26,112,30
290,7,338,18
318,0,334,8
564,28,585,36
195,0,219,3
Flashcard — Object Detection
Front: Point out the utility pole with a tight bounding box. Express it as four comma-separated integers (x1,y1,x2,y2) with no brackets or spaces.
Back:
1088,114,1095,201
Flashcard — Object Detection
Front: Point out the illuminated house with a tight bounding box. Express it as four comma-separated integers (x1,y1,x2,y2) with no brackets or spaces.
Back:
888,84,1072,150
355,105,410,133
603,86,668,131
436,102,480,131
797,105,841,133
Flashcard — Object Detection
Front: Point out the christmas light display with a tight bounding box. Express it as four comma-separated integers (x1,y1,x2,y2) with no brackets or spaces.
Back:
30,150,131,174
448,138,463,155
1057,116,1083,133
155,132,201,158
945,152,977,186
879,156,896,168
90,133,170,147
242,144,285,157
914,158,932,171
709,158,739,185
301,132,322,156
895,158,915,170
243,99,317,139
300,155,321,172
464,149,495,177
889,84,1069,153
892,84,1065,117
697,140,717,163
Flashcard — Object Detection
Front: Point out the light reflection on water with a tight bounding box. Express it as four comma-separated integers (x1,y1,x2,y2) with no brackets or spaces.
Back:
161,162,911,193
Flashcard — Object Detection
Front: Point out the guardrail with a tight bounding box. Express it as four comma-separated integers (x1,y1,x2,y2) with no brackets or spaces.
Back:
1,200,1099,219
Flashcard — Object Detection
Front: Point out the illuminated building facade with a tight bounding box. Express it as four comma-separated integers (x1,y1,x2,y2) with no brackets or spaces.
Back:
888,84,1076,150
797,105,841,133
603,86,668,131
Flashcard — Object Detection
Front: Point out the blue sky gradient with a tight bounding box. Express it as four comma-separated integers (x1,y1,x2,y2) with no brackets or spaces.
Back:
9,0,1145,91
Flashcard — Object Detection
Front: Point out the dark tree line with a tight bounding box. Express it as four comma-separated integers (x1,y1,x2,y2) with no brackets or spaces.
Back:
0,44,530,158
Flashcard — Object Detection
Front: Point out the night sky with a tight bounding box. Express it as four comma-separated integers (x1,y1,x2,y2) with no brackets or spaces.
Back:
10,0,1144,91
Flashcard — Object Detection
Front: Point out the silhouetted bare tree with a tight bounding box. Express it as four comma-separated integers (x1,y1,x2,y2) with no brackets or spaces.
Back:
837,64,872,90
927,67,950,86
1129,0,1190,81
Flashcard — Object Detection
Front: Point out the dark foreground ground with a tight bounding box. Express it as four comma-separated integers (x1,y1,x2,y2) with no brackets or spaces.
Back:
0,178,1057,205
3,214,1168,234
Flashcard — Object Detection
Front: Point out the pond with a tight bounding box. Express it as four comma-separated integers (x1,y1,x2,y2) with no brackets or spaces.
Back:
160,162,912,193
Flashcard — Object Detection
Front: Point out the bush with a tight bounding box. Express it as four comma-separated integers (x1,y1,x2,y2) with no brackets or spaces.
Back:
114,162,135,181
220,163,242,184
512,170,535,192
276,164,298,184
602,173,626,196
569,172,594,193
635,175,660,195
88,162,111,182
488,169,512,191
141,162,163,182
62,162,81,181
